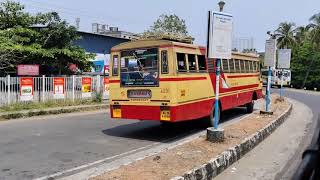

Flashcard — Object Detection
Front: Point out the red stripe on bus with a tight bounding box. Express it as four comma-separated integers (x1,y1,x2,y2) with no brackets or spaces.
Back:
160,77,207,82
227,74,259,78
109,80,120,83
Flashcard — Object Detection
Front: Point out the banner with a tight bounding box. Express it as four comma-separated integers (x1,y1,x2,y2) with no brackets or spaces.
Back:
53,77,65,99
264,39,277,67
82,77,92,98
278,49,292,69
208,11,233,59
17,65,39,76
20,77,34,101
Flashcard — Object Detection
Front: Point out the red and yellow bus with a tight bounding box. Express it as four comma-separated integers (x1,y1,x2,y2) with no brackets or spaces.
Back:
109,39,263,126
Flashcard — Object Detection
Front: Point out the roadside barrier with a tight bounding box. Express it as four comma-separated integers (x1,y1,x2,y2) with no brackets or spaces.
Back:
0,75,109,106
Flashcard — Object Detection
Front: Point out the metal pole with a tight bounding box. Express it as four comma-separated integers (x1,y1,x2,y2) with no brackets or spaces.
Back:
7,75,10,105
214,59,221,129
42,75,45,102
280,69,284,98
72,75,75,102
266,66,272,112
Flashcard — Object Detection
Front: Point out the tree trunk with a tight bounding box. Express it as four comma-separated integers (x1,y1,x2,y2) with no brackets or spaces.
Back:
301,58,315,89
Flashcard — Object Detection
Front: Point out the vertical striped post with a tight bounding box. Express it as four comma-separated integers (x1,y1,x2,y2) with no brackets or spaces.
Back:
266,66,272,112
214,59,221,129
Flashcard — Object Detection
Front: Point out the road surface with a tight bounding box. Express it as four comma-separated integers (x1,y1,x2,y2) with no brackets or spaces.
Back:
0,103,250,180
215,88,319,180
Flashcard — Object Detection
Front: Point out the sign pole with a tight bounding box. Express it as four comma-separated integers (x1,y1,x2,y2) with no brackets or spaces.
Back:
280,69,284,98
266,66,272,112
214,59,221,129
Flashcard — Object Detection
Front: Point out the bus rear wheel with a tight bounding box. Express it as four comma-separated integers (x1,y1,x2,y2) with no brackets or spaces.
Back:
246,100,254,113
206,105,220,127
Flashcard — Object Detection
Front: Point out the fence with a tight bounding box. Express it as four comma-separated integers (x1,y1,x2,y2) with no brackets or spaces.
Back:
0,75,109,107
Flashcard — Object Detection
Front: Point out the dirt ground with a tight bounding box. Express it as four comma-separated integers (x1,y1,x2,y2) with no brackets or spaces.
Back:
93,96,290,180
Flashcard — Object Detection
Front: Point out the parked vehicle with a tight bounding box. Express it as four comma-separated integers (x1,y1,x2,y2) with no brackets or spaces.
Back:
108,39,263,126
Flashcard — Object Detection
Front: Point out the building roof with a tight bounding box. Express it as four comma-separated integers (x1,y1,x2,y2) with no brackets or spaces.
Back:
77,30,129,41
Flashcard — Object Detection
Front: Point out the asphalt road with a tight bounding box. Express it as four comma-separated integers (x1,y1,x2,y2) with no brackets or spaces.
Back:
0,88,318,180
0,102,250,180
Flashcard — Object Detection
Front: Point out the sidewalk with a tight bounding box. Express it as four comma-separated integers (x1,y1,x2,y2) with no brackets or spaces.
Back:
214,98,312,180
0,103,109,120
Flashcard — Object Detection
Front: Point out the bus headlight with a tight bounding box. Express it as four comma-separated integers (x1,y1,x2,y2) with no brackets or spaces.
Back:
112,105,121,118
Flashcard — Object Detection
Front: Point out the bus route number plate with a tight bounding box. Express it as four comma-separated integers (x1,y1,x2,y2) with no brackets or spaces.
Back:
161,110,170,121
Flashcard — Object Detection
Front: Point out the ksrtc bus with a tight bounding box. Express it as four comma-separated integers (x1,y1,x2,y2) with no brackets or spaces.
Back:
262,68,291,88
109,39,263,126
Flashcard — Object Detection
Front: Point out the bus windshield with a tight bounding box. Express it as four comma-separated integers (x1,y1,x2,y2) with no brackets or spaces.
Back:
120,48,159,86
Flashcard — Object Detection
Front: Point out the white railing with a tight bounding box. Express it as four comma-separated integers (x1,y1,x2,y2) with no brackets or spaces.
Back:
0,75,109,107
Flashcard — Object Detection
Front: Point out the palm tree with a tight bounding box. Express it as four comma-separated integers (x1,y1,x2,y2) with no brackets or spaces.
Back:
308,13,320,46
294,26,309,45
275,22,296,48
301,13,320,89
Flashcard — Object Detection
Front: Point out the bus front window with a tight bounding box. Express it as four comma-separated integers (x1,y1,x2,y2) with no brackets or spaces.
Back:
120,48,159,86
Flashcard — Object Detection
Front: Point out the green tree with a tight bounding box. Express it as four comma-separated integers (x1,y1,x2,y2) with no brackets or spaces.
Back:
141,14,193,43
275,22,296,48
0,1,93,75
150,14,188,35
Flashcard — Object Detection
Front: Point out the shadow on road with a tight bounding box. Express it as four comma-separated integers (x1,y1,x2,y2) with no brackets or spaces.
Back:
102,107,247,143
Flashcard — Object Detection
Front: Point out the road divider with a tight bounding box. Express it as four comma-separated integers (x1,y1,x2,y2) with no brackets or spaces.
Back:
91,96,292,180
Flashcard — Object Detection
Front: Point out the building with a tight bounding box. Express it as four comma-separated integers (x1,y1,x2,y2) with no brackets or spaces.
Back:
73,31,129,74
91,23,139,40
232,37,255,53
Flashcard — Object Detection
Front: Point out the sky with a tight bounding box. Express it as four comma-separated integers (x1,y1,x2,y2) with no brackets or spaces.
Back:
10,0,320,51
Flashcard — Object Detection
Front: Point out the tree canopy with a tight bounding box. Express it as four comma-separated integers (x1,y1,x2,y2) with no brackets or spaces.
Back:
0,1,93,75
141,14,193,43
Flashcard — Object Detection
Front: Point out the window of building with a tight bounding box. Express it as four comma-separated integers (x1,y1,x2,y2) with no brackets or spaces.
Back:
197,55,207,71
177,53,187,72
161,50,168,74
188,54,197,71
235,59,241,73
222,59,229,72
112,55,119,76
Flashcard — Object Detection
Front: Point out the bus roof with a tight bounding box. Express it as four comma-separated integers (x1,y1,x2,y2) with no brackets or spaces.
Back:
111,39,259,61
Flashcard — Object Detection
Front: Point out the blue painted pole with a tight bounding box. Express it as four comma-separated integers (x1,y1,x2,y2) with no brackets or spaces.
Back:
266,66,272,112
280,69,284,98
214,59,221,129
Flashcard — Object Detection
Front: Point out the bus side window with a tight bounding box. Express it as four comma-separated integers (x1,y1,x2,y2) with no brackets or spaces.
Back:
229,59,235,73
197,55,207,71
240,60,245,73
177,53,187,72
188,54,197,72
222,59,229,72
161,50,168,74
235,59,241,73
112,55,119,76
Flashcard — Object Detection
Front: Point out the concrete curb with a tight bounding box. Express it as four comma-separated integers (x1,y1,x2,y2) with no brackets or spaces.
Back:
171,102,293,180
0,104,109,120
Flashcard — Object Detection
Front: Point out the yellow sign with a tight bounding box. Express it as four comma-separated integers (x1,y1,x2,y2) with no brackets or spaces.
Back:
113,109,122,118
160,110,170,121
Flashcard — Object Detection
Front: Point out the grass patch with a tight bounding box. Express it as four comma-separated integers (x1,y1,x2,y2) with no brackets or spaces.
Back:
0,99,104,113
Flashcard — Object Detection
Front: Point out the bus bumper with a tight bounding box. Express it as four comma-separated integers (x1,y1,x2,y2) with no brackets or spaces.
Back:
110,99,213,122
